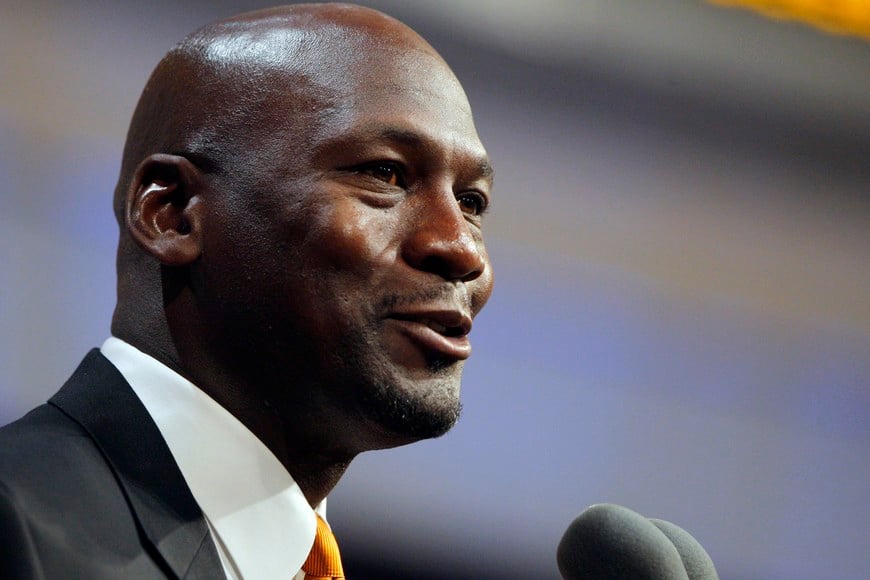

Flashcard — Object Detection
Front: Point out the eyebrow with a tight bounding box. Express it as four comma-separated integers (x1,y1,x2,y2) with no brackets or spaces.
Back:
340,125,494,183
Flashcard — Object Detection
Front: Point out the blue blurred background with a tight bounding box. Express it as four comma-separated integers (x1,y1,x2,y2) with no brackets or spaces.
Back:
1,1,868,578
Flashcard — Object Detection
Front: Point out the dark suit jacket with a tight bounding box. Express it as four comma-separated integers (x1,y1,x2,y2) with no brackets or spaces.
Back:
0,350,223,579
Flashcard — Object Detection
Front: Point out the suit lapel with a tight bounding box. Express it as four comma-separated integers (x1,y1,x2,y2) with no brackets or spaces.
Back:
49,350,223,579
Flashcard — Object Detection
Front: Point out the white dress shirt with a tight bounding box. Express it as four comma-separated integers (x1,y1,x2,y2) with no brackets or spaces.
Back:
101,337,325,580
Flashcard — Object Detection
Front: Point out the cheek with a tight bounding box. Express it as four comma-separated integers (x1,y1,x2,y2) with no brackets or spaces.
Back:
310,201,398,274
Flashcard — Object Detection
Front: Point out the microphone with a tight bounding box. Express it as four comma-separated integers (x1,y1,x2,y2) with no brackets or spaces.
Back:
556,503,718,580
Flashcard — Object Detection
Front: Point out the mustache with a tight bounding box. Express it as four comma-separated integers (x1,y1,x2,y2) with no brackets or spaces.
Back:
379,284,471,311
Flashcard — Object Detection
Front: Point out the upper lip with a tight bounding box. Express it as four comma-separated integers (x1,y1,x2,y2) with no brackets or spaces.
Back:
387,308,473,338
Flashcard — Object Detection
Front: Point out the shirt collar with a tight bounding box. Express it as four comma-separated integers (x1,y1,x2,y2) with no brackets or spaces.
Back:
101,337,320,580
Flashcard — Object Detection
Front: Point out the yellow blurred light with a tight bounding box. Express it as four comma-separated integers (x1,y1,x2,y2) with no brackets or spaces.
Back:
708,0,870,39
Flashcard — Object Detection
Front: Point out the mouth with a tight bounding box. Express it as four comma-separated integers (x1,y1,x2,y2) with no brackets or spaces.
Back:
385,309,473,361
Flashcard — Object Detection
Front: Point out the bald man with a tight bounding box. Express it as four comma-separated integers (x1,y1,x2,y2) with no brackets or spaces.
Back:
0,4,493,579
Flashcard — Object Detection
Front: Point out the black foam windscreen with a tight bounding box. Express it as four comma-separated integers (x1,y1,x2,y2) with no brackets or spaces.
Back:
649,518,718,580
557,503,718,580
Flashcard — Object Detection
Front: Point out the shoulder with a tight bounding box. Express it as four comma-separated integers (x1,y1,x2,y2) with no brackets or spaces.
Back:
0,403,168,579
0,402,121,529
0,403,99,488
0,404,127,579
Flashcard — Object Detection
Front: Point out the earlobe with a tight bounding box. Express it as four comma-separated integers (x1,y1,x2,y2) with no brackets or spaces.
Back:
126,154,203,266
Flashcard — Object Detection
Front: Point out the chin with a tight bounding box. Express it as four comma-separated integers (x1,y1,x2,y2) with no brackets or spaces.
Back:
359,369,463,443
328,330,466,444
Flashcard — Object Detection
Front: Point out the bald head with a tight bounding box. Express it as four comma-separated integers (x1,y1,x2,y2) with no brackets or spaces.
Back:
113,3,445,222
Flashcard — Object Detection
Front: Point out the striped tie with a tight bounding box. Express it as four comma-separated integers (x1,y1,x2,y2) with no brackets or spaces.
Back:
302,515,345,580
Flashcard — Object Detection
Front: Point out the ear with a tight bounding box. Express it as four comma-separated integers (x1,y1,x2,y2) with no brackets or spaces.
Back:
125,154,204,266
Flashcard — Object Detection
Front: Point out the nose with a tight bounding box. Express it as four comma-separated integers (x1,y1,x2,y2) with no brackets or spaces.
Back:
402,193,488,283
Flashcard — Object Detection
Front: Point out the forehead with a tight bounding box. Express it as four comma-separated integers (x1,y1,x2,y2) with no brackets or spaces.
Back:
193,22,488,177
310,44,488,165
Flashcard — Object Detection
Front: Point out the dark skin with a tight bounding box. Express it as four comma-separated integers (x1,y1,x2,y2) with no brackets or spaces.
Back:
111,4,494,508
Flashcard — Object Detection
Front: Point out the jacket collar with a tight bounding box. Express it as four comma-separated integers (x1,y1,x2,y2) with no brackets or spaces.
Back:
49,349,223,579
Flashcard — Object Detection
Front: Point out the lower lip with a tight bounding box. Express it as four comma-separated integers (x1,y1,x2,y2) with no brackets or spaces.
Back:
386,319,472,361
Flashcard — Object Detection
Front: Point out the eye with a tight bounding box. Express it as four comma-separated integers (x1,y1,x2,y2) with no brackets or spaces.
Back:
358,161,404,187
457,191,488,217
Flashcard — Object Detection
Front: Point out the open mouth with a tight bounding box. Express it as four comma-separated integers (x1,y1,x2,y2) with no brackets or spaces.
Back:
390,314,470,338
386,310,473,360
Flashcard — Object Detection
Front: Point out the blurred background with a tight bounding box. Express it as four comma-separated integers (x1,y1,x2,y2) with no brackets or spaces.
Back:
1,0,868,577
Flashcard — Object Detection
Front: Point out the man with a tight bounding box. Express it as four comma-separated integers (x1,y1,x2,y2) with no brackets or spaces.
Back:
0,3,494,579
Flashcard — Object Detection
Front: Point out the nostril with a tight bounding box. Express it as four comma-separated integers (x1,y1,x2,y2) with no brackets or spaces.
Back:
419,255,450,278
417,253,483,283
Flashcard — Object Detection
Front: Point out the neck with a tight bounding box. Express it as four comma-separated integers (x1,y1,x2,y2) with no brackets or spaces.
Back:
114,287,371,508
218,393,358,508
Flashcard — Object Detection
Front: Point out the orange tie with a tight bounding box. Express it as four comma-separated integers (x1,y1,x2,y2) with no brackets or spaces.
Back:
302,515,345,580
